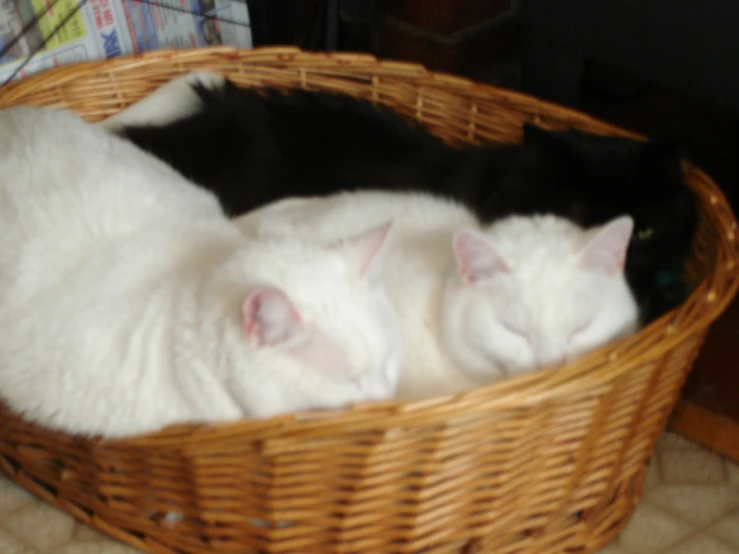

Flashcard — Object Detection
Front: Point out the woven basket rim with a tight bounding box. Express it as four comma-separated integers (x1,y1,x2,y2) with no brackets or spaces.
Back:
0,46,737,446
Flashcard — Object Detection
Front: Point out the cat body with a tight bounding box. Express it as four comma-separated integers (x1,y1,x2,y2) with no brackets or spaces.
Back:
104,72,697,323
240,191,640,399
0,107,401,438
101,72,476,212
241,191,485,398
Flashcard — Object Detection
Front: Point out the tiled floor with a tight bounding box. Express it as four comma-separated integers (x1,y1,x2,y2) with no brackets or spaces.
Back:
599,432,739,554
0,431,737,553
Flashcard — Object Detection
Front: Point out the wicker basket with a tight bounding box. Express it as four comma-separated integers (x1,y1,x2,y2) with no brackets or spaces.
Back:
0,46,737,554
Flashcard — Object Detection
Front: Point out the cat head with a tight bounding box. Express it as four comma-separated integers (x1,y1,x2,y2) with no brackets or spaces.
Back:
484,125,697,293
441,214,639,380
214,221,402,418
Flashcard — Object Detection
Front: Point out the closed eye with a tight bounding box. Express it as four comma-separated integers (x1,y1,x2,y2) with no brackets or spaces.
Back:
501,322,531,343
569,320,593,342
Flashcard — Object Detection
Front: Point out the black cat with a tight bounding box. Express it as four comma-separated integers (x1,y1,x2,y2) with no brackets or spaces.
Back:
118,80,698,323
477,125,697,322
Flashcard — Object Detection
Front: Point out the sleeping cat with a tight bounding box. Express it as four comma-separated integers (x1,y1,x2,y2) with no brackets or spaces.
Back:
102,71,697,324
239,191,639,399
0,106,402,438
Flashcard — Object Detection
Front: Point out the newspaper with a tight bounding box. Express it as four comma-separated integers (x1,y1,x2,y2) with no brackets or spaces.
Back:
0,0,252,82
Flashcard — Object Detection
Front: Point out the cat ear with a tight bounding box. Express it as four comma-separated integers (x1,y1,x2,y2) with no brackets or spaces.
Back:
242,287,303,346
522,123,550,142
334,221,393,282
453,228,511,284
521,124,575,166
578,215,634,276
644,138,687,160
642,139,686,179
523,123,570,148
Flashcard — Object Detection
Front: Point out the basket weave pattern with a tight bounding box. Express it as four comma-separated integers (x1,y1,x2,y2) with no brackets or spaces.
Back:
0,47,737,554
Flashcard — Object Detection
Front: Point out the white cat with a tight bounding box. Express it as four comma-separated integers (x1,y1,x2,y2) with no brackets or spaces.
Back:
239,191,640,399
0,107,402,438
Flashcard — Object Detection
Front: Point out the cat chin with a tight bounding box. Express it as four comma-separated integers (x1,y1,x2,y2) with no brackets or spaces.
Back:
438,328,513,385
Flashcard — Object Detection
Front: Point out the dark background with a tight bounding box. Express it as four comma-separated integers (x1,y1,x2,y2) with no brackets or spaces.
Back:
246,0,739,209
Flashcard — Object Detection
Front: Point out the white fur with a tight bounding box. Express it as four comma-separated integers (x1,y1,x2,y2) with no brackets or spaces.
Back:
0,107,402,438
99,71,226,133
443,215,639,380
238,192,491,399
238,192,640,399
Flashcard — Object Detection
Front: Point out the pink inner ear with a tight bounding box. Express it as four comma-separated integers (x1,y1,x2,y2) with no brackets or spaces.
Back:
453,228,510,284
578,215,634,276
242,287,302,346
340,220,393,279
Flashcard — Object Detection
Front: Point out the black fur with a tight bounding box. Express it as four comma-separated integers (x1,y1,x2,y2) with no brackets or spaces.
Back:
120,82,469,212
119,80,698,323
